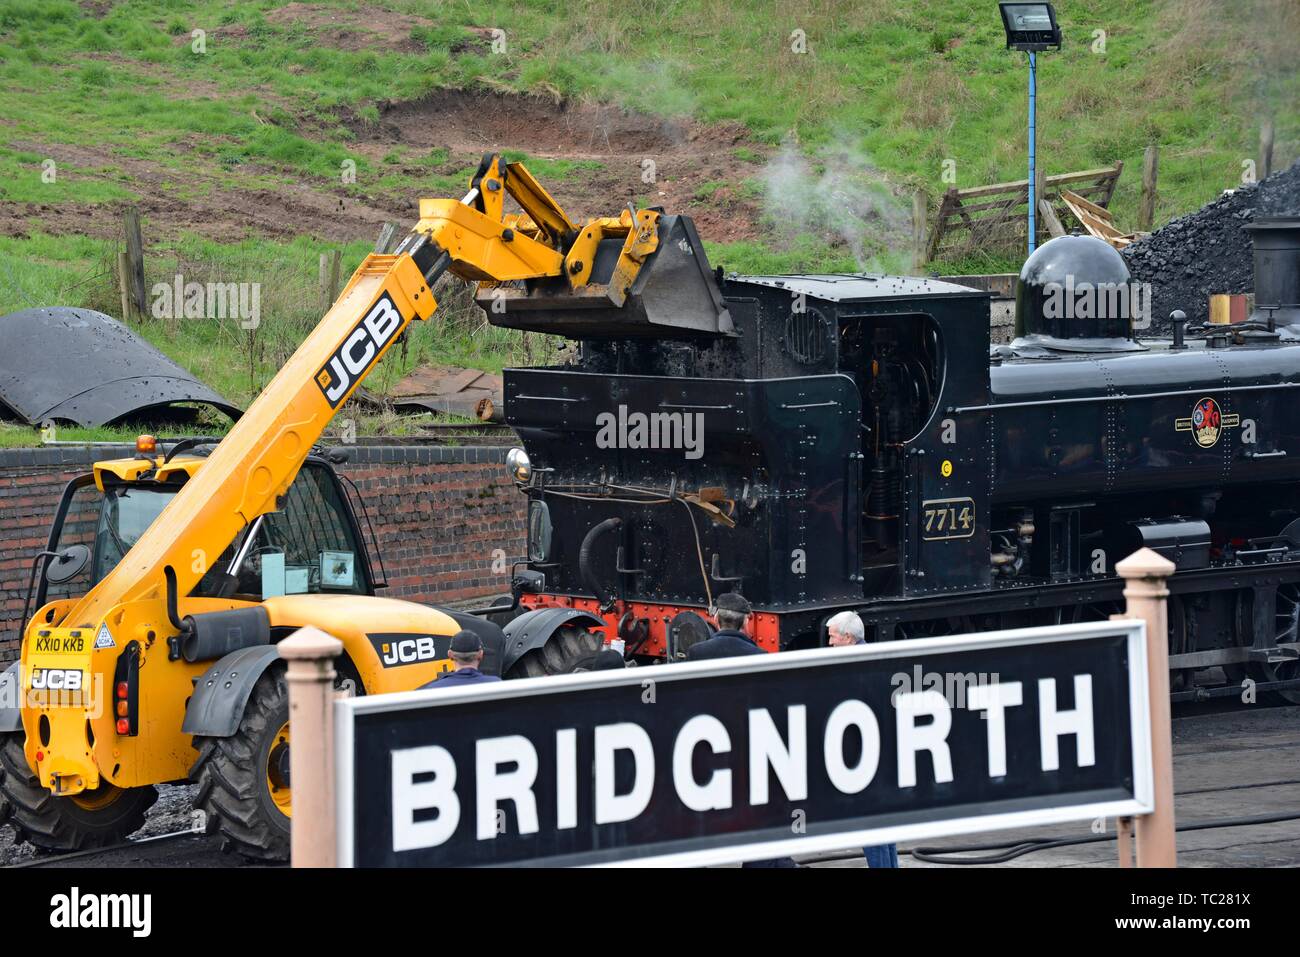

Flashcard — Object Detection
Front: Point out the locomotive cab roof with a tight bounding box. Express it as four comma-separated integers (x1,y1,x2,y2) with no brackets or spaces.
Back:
725,273,990,303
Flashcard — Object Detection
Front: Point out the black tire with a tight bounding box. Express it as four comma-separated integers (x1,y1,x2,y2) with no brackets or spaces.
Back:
505,626,603,679
484,595,526,630
0,752,10,828
0,732,156,851
191,669,292,862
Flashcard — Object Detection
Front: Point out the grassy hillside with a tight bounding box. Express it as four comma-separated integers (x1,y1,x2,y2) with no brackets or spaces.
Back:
0,0,1294,444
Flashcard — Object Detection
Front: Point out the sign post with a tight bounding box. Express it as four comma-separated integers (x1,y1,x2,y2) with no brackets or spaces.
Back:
282,627,342,868
330,619,1153,867
1116,547,1177,866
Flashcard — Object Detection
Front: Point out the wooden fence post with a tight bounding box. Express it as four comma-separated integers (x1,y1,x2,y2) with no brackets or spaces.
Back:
375,221,399,254
1115,547,1177,867
1139,145,1159,231
319,250,342,313
122,208,146,319
912,192,927,272
1260,118,1274,182
117,249,134,322
282,626,343,868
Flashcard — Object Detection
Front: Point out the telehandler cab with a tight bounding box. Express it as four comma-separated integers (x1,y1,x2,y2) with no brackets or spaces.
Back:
0,154,725,859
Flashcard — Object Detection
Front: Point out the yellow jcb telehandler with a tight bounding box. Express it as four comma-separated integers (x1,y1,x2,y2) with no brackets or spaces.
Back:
0,154,727,859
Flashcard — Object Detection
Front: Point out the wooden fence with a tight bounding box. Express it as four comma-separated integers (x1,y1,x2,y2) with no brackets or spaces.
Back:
923,162,1124,264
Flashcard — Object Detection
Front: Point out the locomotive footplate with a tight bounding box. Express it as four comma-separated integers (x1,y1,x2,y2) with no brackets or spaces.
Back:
834,559,1300,678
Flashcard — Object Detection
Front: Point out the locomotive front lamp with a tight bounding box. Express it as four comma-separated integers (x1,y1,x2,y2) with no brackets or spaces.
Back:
998,2,1062,256
506,447,532,483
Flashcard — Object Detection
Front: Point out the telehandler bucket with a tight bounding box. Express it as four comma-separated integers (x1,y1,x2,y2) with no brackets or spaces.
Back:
474,213,735,339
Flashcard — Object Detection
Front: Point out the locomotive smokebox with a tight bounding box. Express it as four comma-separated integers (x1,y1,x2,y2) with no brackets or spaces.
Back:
1014,234,1142,350
1244,217,1300,328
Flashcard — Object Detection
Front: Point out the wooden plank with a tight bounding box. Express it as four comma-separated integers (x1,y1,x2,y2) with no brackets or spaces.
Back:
942,195,1026,215
1062,191,1127,245
1101,159,1124,206
940,214,1030,234
1061,183,1111,200
1043,164,1120,189
1072,207,1123,238
1061,188,1113,221
954,164,1121,200
924,189,957,263
941,207,1032,229
1039,198,1066,238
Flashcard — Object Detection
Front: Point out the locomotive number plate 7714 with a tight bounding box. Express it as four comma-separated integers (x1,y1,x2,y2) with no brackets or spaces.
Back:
921,497,976,540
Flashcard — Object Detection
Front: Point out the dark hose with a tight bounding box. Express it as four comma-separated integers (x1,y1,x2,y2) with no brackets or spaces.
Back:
579,518,622,612
163,565,186,632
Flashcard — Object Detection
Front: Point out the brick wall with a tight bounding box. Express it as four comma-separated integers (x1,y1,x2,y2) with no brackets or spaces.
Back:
0,444,526,664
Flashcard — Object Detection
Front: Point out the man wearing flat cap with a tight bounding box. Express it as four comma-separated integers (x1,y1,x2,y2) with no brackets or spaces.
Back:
422,630,502,688
685,592,796,867
685,592,766,660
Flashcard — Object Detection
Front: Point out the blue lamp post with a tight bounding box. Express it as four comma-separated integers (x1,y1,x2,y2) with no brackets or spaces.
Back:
999,3,1062,255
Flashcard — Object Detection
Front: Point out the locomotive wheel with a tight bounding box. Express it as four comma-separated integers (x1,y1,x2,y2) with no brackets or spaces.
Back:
505,626,602,679
0,732,156,851
893,616,975,640
1051,600,1124,625
191,669,291,862
1166,598,1194,692
1232,585,1300,705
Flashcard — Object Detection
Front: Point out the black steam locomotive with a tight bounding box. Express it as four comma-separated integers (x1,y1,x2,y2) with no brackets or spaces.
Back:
496,215,1300,702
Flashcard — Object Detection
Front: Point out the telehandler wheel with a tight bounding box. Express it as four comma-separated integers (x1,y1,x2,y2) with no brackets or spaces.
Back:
0,732,156,851
0,757,11,828
191,668,292,862
505,626,603,679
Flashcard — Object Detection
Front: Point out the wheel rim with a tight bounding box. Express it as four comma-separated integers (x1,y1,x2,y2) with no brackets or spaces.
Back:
1268,584,1300,684
69,783,124,812
266,721,291,817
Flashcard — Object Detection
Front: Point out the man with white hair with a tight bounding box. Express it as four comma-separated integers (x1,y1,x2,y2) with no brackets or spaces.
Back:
826,610,865,646
825,610,899,869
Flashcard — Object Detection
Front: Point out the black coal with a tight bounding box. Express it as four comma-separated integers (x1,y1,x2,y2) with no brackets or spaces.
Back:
1122,160,1299,330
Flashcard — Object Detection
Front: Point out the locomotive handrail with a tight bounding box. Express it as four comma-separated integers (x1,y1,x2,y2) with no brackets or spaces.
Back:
950,378,1300,414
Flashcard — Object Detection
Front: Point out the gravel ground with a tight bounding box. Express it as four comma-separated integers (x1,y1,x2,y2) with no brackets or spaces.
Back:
1122,160,1300,330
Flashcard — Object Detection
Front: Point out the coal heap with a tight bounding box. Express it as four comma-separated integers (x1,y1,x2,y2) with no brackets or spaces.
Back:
1122,160,1300,330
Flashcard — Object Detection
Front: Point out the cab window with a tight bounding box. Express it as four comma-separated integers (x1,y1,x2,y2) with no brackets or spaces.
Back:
219,464,369,599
